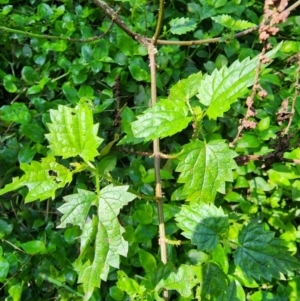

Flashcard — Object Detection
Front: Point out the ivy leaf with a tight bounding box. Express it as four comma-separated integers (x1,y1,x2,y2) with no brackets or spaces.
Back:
176,140,237,203
233,222,300,281
118,107,144,145
212,15,256,31
131,99,192,141
155,265,199,300
76,185,136,300
169,72,203,101
46,100,103,162
175,203,229,251
197,44,282,119
169,17,197,35
200,263,228,301
0,156,72,202
57,189,97,229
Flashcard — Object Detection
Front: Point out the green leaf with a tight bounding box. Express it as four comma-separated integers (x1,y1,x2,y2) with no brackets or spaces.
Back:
117,271,146,299
8,281,23,301
81,45,93,62
155,265,199,300
226,280,244,301
3,78,17,93
21,240,47,254
0,102,32,124
175,203,229,251
62,82,79,104
0,219,13,239
27,85,42,95
138,249,157,272
233,222,300,281
21,66,39,83
78,222,108,301
176,140,237,203
109,286,124,301
131,99,192,141
129,57,150,81
18,146,36,163
169,17,197,35
212,15,256,31
169,72,203,101
0,156,72,202
197,45,281,119
118,107,144,145
46,100,103,162
200,263,228,300
58,189,97,229
0,257,9,281
76,185,136,299
20,123,45,143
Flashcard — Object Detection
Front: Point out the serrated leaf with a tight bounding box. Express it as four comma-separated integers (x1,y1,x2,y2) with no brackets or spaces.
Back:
169,72,203,101
197,44,282,119
233,222,300,281
46,100,103,162
175,203,229,251
176,140,237,203
79,222,109,301
131,99,192,141
169,17,197,35
155,265,199,300
0,156,72,202
76,185,136,299
58,189,97,229
200,263,228,301
212,15,256,31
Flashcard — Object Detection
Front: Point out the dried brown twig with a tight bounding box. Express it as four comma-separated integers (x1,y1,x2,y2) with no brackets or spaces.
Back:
231,0,291,146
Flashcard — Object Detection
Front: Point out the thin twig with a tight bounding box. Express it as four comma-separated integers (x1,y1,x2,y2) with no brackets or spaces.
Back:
148,46,168,260
0,13,116,43
149,5,168,298
2,0,298,49
152,0,164,45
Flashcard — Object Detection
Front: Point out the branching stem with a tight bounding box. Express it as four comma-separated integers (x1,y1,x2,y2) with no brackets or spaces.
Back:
152,0,164,44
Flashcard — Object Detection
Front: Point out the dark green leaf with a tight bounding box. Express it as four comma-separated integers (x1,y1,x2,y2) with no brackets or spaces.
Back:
233,222,300,281
200,263,228,301
175,203,229,251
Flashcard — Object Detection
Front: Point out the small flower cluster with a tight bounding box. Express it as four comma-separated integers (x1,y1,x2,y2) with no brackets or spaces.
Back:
259,0,289,42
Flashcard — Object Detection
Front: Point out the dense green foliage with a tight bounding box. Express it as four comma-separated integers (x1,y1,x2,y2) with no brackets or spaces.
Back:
1,0,300,300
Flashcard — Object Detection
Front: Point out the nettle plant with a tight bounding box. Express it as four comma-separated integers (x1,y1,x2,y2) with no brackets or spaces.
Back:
1,0,300,300
1,50,300,300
